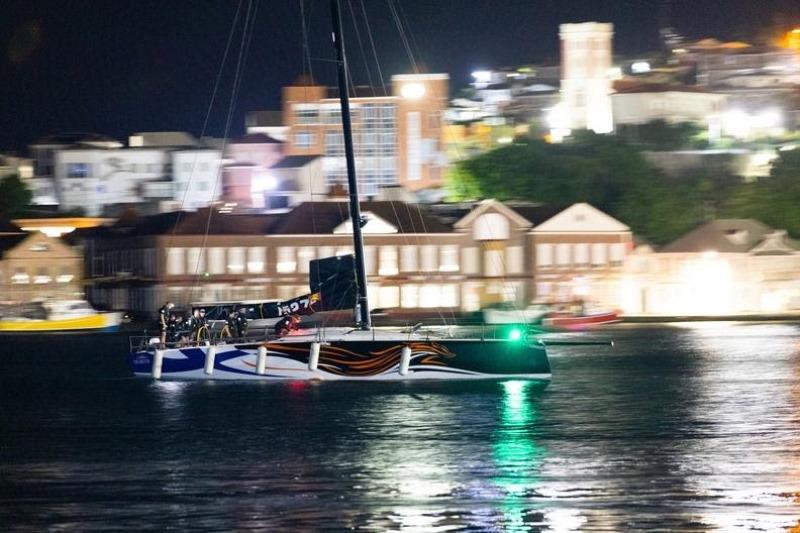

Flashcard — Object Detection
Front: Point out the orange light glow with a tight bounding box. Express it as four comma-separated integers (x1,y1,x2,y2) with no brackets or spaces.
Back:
779,28,800,50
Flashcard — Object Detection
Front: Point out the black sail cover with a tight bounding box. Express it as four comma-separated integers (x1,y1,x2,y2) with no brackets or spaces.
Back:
273,254,357,317
309,254,358,312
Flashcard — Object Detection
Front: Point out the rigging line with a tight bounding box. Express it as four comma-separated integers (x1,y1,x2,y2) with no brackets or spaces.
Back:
394,0,423,65
346,0,377,96
299,0,314,79
193,0,258,303
358,0,387,94
173,0,243,247
386,0,417,73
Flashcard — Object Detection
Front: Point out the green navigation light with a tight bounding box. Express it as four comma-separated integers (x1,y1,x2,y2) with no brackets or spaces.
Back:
508,328,522,341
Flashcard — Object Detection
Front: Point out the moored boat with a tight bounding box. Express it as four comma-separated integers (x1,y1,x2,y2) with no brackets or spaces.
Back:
0,300,123,332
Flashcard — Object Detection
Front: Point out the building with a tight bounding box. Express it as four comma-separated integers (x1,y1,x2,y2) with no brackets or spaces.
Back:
0,154,33,179
78,199,633,316
281,73,449,195
0,218,83,302
221,133,284,207
558,22,615,135
611,81,726,130
623,219,800,315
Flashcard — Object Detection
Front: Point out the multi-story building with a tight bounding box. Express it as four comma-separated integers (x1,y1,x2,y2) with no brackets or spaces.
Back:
78,199,633,316
0,219,83,302
611,81,726,130
281,74,449,195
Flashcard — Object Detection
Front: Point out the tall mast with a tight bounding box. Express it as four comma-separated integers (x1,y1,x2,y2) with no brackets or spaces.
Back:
330,0,371,329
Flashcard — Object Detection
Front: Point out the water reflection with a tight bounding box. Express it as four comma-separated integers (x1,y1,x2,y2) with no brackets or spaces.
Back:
492,380,549,531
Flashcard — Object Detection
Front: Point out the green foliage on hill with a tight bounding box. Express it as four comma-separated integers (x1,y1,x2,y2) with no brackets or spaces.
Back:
448,131,711,244
0,174,33,218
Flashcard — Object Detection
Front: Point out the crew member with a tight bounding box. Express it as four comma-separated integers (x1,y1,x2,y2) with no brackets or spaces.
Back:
235,307,249,338
224,310,238,339
275,314,301,337
158,301,175,345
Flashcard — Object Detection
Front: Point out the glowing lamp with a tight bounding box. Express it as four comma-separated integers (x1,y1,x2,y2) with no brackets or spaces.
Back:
400,82,426,99
508,328,523,341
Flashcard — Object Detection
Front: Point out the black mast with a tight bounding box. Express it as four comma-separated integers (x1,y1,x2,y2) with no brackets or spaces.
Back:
330,0,371,330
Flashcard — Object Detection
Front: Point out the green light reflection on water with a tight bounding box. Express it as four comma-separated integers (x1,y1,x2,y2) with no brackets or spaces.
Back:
492,380,546,531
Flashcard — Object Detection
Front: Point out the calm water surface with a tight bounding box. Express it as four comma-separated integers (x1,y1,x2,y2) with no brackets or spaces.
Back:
1,323,800,531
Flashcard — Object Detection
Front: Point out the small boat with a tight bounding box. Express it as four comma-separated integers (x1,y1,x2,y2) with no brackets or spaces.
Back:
125,0,552,382
0,300,123,332
483,303,553,325
542,310,620,331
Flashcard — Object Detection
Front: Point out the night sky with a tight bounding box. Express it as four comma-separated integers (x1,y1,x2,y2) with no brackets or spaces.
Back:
2,0,798,152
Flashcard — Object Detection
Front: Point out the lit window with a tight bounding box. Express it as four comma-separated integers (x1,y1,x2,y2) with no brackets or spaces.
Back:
401,285,419,308
247,247,265,273
506,246,524,274
11,268,29,284
364,246,377,275
295,131,316,148
610,243,625,265
574,243,589,266
420,245,437,272
439,245,459,272
276,247,296,273
166,247,184,275
34,267,51,284
57,267,74,283
462,247,479,275
187,247,205,274
298,246,315,274
419,285,440,307
556,244,571,266
379,246,398,276
591,243,607,266
378,286,400,308
208,247,225,274
66,163,91,178
537,244,553,267
227,247,245,274
400,245,417,272
484,248,504,277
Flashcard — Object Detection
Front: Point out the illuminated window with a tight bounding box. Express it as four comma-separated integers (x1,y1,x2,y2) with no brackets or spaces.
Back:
227,247,245,274
247,247,265,273
420,245,437,272
57,267,74,283
379,246,398,276
11,268,29,284
378,286,400,308
295,131,316,148
462,247,479,275
441,284,458,307
276,247,296,273
297,246,315,274
506,246,523,274
484,248,504,277
294,105,318,125
419,285,440,307
610,243,625,265
591,243,607,266
400,245,417,272
166,247,184,275
556,244,571,266
34,267,51,284
66,163,91,178
364,246,377,275
574,243,589,267
187,247,205,274
401,285,418,308
439,245,459,272
208,247,225,274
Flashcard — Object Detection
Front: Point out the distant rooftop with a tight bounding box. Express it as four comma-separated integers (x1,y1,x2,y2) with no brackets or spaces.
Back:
660,219,798,254
129,131,199,148
245,110,283,128
32,132,122,148
233,133,283,144
270,155,321,169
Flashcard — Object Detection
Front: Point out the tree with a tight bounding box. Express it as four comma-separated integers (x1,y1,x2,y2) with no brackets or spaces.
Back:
447,132,710,245
0,174,33,218
723,149,800,236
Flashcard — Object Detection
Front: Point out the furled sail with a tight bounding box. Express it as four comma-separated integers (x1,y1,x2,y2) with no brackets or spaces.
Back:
309,254,358,312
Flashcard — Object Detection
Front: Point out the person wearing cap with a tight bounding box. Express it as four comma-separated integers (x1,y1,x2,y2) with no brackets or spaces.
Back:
158,301,175,345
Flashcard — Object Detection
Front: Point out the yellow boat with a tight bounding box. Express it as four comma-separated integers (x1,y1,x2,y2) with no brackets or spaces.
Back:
0,300,123,332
